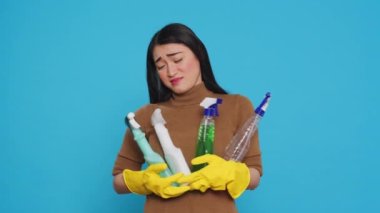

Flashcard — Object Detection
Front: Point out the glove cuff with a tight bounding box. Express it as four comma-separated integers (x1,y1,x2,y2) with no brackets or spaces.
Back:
227,162,250,199
122,169,151,195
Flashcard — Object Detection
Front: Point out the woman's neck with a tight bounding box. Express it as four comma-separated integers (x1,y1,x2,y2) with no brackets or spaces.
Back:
169,83,215,106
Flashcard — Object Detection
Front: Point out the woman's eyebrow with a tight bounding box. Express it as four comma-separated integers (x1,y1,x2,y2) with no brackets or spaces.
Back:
166,51,182,57
155,51,182,63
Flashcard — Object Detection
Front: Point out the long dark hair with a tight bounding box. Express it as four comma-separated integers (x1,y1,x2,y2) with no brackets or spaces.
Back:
146,23,227,103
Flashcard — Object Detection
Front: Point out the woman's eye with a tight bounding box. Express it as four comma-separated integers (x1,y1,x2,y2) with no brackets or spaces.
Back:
157,65,165,70
174,58,183,63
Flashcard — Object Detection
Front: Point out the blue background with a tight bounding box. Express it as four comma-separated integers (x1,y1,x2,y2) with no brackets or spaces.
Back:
1,0,379,212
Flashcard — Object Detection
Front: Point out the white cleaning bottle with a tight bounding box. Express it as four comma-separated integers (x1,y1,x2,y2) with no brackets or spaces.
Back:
126,112,172,177
151,108,191,175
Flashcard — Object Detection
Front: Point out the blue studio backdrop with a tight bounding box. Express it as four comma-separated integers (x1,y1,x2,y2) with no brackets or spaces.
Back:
1,0,379,212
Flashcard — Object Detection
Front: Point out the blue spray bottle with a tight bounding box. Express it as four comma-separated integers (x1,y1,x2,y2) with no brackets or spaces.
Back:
192,97,222,171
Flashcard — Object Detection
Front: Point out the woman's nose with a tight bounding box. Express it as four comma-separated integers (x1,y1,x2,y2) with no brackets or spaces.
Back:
166,63,177,77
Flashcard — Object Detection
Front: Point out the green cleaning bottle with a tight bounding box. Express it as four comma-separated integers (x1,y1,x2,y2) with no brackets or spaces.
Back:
193,97,222,171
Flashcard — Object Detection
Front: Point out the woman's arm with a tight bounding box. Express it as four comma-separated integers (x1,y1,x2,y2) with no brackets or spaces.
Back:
247,167,261,190
114,164,261,193
113,173,131,194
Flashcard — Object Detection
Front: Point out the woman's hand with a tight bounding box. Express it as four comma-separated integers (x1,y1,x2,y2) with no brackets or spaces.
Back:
122,163,190,199
177,154,251,199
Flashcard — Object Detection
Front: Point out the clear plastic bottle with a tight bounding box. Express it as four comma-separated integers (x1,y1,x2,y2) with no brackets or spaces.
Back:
224,93,271,162
224,115,261,162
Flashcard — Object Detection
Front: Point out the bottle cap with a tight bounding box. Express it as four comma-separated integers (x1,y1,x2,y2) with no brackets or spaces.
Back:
255,92,271,117
201,98,222,117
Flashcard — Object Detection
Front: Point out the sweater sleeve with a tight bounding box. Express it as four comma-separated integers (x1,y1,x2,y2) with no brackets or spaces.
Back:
235,95,263,176
112,105,152,176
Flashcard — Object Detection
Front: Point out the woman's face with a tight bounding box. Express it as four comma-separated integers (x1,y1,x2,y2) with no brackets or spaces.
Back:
153,43,202,95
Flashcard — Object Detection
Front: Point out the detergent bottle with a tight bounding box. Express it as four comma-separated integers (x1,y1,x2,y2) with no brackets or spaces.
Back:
193,97,222,171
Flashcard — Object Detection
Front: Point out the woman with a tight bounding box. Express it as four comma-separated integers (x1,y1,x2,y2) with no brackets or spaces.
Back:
113,23,262,213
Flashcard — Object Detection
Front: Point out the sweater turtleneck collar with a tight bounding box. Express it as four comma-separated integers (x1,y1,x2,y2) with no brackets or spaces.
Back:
168,82,215,107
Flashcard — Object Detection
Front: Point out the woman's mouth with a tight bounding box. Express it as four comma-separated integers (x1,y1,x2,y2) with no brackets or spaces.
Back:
170,77,183,85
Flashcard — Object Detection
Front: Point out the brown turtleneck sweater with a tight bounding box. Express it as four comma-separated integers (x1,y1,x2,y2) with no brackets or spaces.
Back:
113,83,262,213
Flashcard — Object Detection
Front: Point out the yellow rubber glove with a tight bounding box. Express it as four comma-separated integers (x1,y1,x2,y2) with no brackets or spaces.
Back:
123,163,190,199
177,154,250,199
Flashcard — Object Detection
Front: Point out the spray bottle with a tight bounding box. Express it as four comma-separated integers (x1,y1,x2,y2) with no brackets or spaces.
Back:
125,112,172,177
193,97,222,171
224,92,271,162
151,108,191,175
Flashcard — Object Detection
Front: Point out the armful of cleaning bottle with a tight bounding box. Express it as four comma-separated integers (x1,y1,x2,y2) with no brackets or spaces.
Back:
224,93,271,162
125,113,172,177
193,97,222,171
151,108,191,175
